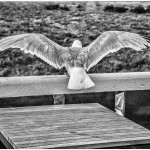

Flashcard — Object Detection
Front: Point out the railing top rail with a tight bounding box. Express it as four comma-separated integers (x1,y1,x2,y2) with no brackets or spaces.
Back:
0,72,150,98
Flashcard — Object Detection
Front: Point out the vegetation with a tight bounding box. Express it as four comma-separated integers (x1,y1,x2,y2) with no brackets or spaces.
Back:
45,3,70,11
104,5,128,13
104,4,150,14
130,5,147,14
147,5,150,13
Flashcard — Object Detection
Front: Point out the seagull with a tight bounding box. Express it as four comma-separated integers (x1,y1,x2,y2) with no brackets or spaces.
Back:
0,31,149,90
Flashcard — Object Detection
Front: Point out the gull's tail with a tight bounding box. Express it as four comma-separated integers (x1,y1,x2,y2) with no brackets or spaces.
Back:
67,67,95,90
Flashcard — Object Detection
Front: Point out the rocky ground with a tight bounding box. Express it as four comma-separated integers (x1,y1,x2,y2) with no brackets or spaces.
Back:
0,1,150,107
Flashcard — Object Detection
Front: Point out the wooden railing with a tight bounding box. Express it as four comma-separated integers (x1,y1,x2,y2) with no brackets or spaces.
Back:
1,72,150,148
0,72,150,98
0,72,150,128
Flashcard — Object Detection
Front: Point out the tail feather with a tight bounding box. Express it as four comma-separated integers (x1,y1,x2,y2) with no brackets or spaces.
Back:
67,67,95,90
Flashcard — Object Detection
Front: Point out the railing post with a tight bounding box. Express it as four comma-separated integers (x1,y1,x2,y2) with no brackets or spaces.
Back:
125,90,150,129
115,92,125,116
53,94,65,105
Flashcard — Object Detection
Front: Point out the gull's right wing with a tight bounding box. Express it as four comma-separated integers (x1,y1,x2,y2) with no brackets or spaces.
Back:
0,34,69,69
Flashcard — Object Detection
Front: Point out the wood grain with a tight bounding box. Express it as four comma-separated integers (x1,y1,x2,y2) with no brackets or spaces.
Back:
0,103,150,149
0,72,150,97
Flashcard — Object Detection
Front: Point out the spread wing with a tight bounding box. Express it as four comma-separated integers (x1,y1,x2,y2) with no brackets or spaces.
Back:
83,31,150,71
0,34,68,69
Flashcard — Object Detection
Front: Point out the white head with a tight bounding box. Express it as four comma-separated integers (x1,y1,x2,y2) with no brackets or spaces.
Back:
71,40,82,48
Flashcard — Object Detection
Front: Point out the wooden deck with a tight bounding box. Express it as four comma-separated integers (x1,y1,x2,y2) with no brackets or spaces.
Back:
0,103,150,149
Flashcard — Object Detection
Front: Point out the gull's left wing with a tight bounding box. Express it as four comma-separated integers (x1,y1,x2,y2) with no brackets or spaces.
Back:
83,31,150,71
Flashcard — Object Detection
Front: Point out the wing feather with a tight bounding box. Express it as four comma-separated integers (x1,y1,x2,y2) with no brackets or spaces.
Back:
83,31,150,71
0,34,68,69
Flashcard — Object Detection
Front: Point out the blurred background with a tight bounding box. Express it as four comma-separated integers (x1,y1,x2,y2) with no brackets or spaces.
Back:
0,1,150,76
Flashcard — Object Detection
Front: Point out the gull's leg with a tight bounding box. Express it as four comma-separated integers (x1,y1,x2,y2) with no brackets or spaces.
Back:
64,72,70,78
53,94,65,105
65,65,70,78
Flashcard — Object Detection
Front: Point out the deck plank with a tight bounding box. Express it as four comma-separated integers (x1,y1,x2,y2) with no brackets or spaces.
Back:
0,103,150,149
